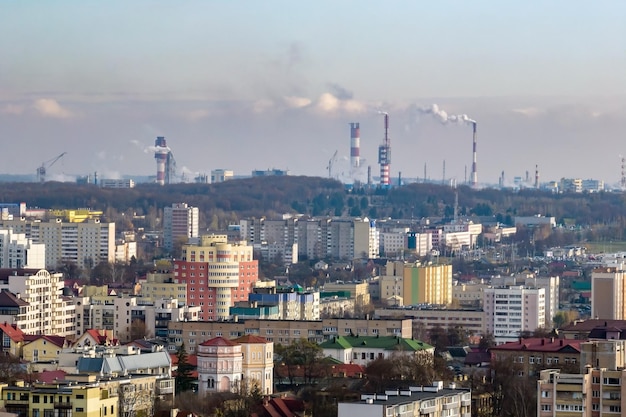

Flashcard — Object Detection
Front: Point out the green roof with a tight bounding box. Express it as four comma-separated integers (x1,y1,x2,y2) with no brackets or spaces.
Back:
319,335,433,351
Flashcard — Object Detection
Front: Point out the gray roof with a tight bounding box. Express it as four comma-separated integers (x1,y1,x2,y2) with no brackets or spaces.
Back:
77,351,171,375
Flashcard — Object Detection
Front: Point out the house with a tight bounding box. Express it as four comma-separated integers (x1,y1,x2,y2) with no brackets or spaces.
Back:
73,329,118,348
0,322,24,357
320,335,434,366
22,335,68,370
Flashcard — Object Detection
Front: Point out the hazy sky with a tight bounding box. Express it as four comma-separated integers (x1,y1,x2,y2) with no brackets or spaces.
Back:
1,1,625,186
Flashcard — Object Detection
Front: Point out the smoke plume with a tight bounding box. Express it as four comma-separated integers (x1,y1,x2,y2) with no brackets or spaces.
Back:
418,104,475,125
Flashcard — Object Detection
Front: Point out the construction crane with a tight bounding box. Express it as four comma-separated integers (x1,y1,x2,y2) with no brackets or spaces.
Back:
37,152,67,183
327,150,338,179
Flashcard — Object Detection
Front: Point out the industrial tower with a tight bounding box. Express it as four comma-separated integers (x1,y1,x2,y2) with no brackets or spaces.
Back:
350,122,360,180
378,112,391,187
154,136,176,185
471,122,478,187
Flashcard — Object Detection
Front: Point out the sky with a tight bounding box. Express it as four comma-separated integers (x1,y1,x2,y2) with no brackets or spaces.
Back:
1,1,625,186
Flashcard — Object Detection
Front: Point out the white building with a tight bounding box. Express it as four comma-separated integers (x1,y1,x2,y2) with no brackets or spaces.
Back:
0,269,75,337
492,274,559,329
75,295,200,342
0,218,115,269
163,203,199,251
484,285,546,343
99,178,135,188
115,240,137,264
197,336,243,395
338,382,471,417
0,228,45,269
210,169,234,183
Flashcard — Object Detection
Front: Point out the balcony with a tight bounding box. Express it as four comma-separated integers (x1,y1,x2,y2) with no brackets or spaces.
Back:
420,404,436,414
443,401,460,410
54,402,73,409
461,398,471,407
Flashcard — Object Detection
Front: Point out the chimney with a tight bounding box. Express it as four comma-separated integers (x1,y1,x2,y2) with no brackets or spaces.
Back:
541,339,545,345
560,339,564,346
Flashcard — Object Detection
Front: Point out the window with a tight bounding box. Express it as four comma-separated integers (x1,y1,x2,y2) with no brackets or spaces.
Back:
610,406,622,413
541,391,550,398
33,395,40,403
541,404,551,411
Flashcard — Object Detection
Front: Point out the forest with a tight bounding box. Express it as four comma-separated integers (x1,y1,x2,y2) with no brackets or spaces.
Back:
2,177,626,238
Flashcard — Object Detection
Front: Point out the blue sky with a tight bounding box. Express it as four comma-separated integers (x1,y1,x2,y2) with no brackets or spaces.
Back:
1,1,625,185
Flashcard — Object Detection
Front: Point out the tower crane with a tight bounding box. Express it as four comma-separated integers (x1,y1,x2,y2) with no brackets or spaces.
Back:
327,150,338,179
37,152,67,183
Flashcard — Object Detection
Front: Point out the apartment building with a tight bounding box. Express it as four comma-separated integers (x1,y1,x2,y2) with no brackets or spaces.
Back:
163,203,199,252
490,338,582,377
379,261,452,306
322,280,370,308
537,367,626,416
0,269,75,337
173,234,259,320
167,318,413,353
592,267,626,320
484,285,546,343
492,273,560,328
375,307,485,335
0,228,45,269
139,269,187,303
74,295,200,342
0,218,115,269
338,383,471,417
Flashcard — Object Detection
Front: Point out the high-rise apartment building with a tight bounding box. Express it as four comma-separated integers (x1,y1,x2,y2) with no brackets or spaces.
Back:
379,261,452,306
484,285,546,343
0,218,115,269
163,203,199,252
173,235,258,321
592,267,626,320
0,268,75,337
0,228,45,269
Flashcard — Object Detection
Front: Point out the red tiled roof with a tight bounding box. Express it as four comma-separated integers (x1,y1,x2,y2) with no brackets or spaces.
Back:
232,335,269,344
23,335,67,347
490,338,581,353
170,353,198,367
36,370,66,384
0,322,24,342
199,336,239,347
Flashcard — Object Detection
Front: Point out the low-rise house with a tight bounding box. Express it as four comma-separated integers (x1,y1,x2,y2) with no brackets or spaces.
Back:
0,322,24,357
320,335,434,366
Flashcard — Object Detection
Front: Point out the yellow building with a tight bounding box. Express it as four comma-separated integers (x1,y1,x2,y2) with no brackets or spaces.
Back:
322,281,370,308
140,271,187,303
22,335,68,364
1,381,117,417
49,208,104,223
402,262,452,306
233,335,274,395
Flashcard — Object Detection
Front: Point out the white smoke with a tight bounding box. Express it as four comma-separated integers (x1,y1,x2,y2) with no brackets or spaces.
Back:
418,104,475,125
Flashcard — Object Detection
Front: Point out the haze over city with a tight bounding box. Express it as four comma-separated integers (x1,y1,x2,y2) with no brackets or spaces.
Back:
1,1,625,185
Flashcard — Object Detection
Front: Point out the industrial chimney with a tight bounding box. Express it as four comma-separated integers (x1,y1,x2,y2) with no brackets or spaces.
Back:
471,122,478,187
350,123,360,171
154,136,169,186
378,113,391,187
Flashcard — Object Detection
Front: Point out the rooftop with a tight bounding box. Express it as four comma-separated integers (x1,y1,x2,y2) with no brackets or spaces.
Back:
320,335,433,351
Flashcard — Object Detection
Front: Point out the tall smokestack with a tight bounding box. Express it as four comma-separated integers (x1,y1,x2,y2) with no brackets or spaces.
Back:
471,122,478,187
154,136,169,186
350,123,360,171
535,164,539,189
378,113,391,187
